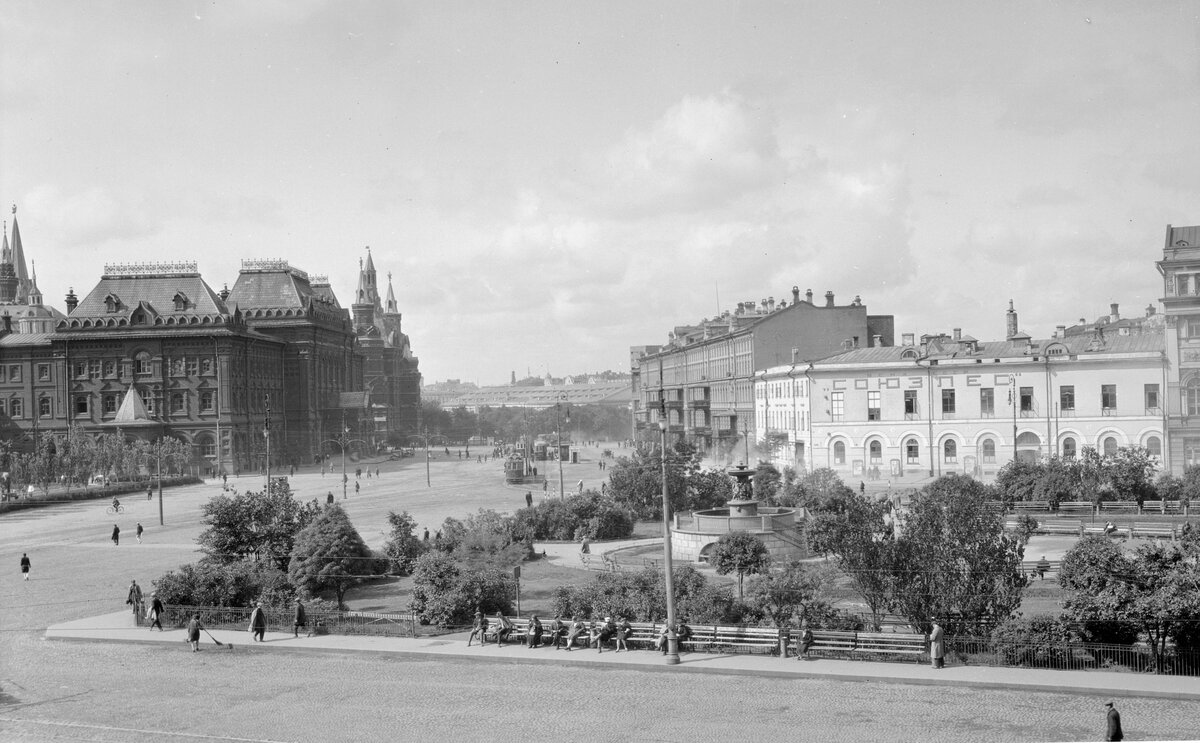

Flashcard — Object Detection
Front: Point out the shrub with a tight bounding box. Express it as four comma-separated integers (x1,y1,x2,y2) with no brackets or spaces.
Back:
990,615,1074,666
409,551,514,626
153,558,291,624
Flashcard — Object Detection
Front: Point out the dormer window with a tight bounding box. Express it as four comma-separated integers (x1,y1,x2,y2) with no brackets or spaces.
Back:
104,293,121,313
173,292,189,311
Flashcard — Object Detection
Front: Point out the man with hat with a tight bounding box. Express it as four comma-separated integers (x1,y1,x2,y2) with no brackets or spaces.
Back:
248,601,267,642
293,598,307,638
1104,702,1123,741
147,592,165,631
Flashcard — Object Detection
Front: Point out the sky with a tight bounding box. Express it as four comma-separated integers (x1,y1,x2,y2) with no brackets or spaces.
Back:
2,1,1199,386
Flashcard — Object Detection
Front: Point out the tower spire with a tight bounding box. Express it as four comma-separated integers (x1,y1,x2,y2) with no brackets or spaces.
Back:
385,271,398,314
8,205,30,303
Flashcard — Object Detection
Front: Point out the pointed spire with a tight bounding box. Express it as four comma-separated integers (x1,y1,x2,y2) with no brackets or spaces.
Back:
28,260,42,306
2,220,9,264
9,205,30,304
385,271,398,313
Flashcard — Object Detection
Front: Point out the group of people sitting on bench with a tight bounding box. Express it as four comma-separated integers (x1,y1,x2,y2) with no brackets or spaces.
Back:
466,611,692,653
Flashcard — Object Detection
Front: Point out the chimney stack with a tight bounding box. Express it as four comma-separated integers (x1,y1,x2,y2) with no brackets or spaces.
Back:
825,291,835,307
761,298,769,312
791,348,800,363
1146,304,1156,317
1110,303,1120,323
736,302,744,315
65,287,78,314
768,296,775,312
872,334,881,347
1056,325,1066,338
805,288,813,303
953,328,961,341
792,286,801,303
1006,300,1019,340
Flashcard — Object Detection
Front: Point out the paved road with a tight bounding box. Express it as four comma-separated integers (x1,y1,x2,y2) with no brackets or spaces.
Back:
4,445,1200,742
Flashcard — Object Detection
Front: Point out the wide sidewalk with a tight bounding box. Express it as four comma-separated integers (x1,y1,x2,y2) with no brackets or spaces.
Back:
46,611,1199,701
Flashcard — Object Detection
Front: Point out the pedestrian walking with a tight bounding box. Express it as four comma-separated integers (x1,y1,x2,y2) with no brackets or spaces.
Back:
186,613,203,652
136,522,144,544
248,601,267,642
326,491,334,505
293,598,307,637
929,621,945,669
111,524,120,546
423,528,430,542
147,592,164,631
375,468,379,478
354,481,360,496
1104,702,1123,740
147,484,154,501
222,473,228,487
20,552,31,581
126,579,144,621
525,491,533,509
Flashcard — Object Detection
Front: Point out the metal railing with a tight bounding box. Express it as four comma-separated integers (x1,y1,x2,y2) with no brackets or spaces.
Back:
165,604,424,638
948,636,1200,675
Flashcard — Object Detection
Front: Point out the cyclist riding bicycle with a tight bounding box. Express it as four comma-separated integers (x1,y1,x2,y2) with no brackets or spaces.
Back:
111,497,121,511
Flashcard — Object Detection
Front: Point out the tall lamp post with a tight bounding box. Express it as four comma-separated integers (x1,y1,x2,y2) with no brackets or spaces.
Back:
658,405,680,665
408,429,447,488
322,422,367,500
556,398,570,499
263,394,272,493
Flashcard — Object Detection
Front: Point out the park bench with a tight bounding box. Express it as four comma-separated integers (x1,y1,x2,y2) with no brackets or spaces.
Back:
1083,523,1130,539
1012,500,1051,512
578,553,621,571
1036,519,1083,536
795,630,858,658
1099,500,1139,514
984,500,1006,512
853,632,927,661
1057,501,1093,516
1140,500,1185,515
1132,522,1176,541
705,625,780,655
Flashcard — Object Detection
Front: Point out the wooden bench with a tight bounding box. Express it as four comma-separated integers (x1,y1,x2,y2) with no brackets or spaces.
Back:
1132,522,1176,541
709,625,780,655
1021,559,1061,578
1141,500,1184,515
1099,501,1138,513
1057,502,1093,516
579,553,621,571
1037,519,1083,536
1012,500,1051,512
853,632,927,661
794,630,858,658
1083,523,1130,539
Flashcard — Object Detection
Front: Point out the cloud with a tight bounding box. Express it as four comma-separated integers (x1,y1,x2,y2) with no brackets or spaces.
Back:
571,92,786,217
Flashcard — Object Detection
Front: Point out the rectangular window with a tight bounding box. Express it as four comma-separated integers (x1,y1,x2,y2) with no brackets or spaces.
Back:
980,388,994,416
906,439,920,464
170,359,184,377
186,358,199,376
1180,274,1192,296
103,394,118,414
74,395,89,416
200,390,215,412
941,388,956,416
1145,383,1160,411
89,360,101,380
39,397,52,418
1020,386,1034,415
1189,318,1200,339
1060,385,1075,412
171,392,185,414
10,399,22,418
904,389,917,418
37,364,50,381
831,391,844,422
135,357,152,375
201,358,214,375
0,399,6,415
1101,384,1117,412
8,365,20,382
0,367,5,382
74,361,87,378
104,360,117,377
867,390,881,421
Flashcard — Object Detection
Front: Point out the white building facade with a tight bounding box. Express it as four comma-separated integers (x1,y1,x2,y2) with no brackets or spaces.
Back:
754,329,1168,484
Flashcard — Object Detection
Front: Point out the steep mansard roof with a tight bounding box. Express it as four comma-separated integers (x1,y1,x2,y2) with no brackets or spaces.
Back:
68,263,229,320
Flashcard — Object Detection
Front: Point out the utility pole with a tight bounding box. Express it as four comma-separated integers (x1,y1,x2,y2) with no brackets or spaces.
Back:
264,393,272,493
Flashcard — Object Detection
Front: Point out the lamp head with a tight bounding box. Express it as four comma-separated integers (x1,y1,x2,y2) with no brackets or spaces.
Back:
658,420,667,432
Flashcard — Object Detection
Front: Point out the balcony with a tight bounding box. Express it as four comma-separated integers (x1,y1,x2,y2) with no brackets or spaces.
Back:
1020,409,1037,418
1102,407,1117,417
904,411,920,421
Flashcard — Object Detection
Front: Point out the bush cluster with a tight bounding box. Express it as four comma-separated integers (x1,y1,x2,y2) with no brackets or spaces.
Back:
511,492,634,542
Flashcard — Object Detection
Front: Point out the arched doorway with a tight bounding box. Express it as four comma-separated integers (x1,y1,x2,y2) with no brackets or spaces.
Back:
1016,432,1041,464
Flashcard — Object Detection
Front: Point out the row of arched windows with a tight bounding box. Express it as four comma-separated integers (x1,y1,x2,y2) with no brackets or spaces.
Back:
832,434,1162,466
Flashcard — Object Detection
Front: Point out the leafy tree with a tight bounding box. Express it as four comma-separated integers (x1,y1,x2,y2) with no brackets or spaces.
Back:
752,462,782,502
808,490,896,630
745,560,840,628
382,510,427,575
287,505,378,609
409,551,514,626
993,459,1044,506
607,440,730,520
1060,535,1200,660
198,485,321,569
890,474,1027,636
510,492,634,542
711,532,771,599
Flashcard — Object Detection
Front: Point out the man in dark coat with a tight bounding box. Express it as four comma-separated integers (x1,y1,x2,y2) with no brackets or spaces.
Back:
248,601,267,642
126,580,143,619
293,599,307,638
111,524,120,547
148,593,165,631
1105,702,1123,741
20,553,31,581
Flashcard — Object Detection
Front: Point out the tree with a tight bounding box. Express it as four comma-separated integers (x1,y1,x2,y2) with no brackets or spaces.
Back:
889,474,1027,636
808,491,896,630
990,614,1073,667
606,440,730,519
287,505,377,609
746,560,841,627
382,510,427,575
409,551,514,626
711,532,771,599
198,485,321,569
1060,534,1200,660
752,462,782,503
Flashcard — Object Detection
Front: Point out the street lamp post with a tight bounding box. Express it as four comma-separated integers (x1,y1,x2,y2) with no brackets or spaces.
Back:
407,429,446,488
658,413,680,665
556,398,570,499
321,426,367,500
263,394,272,493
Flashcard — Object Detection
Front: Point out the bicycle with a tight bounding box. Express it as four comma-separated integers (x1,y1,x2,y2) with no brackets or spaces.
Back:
106,504,124,515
